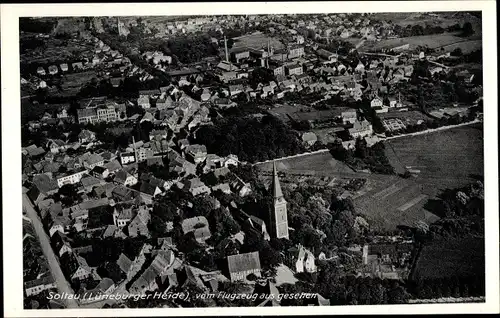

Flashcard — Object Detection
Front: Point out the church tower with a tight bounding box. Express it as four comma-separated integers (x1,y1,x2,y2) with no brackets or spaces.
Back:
271,161,289,239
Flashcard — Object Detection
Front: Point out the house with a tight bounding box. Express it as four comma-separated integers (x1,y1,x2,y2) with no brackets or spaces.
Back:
287,245,317,273
362,243,413,280
137,95,150,109
48,65,59,75
229,84,244,97
212,183,232,194
65,253,93,281
56,168,88,188
114,169,138,187
230,177,252,197
429,67,443,77
139,181,162,198
72,62,83,71
37,67,46,76
302,132,317,147
185,144,208,164
60,63,69,72
128,206,151,238
341,110,357,124
184,178,211,196
288,45,305,59
238,211,270,241
24,276,56,297
128,249,175,294
85,278,116,299
370,97,383,108
403,65,414,77
349,120,373,138
223,154,239,167
230,47,250,63
181,216,212,244
52,232,73,257
91,166,110,179
119,152,136,165
46,139,68,154
227,251,262,282
116,253,133,277
105,159,122,174
285,63,303,76
79,152,105,170
316,48,338,62
220,71,238,82
113,206,133,228
78,129,96,143
364,135,380,147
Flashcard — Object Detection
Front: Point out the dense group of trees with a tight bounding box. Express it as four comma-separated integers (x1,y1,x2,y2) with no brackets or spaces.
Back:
165,34,218,64
279,262,411,305
391,22,475,38
20,18,57,34
328,139,395,175
408,275,485,300
396,65,481,112
422,180,484,239
193,115,306,163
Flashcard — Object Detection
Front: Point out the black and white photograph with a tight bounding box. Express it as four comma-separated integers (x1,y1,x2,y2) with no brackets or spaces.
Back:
2,1,499,316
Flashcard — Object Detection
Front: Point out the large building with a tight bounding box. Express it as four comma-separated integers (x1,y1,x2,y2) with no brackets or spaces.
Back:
288,45,305,59
77,105,118,125
227,251,262,282
270,161,289,239
285,63,303,76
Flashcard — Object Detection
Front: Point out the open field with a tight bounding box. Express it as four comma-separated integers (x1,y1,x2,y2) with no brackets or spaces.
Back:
232,31,285,51
385,124,484,198
359,33,481,52
352,175,439,231
411,238,484,281
437,39,483,54
255,151,355,175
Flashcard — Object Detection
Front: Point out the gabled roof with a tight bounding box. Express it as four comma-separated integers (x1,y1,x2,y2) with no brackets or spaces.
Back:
116,253,132,274
227,251,261,274
272,161,283,199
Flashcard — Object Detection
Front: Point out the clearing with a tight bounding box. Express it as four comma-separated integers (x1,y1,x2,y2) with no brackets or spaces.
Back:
359,33,481,53
232,31,285,51
385,124,484,198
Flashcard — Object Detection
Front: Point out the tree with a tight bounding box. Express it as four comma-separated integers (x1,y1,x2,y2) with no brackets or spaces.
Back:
461,22,474,37
451,47,463,57
354,137,368,159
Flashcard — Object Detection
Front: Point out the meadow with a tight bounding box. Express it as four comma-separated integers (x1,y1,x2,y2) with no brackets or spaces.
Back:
385,124,484,199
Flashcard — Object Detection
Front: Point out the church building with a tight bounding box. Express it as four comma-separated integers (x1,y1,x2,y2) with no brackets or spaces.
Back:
270,161,289,239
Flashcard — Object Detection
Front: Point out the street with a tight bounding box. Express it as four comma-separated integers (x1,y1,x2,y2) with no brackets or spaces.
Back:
22,194,79,308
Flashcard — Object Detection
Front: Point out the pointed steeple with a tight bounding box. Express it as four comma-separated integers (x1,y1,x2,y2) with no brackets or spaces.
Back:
272,160,283,199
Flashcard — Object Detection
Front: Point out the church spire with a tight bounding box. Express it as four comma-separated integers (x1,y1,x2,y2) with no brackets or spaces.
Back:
273,160,283,199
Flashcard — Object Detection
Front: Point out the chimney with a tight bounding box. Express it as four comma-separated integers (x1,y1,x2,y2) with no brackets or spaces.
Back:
224,36,229,63
132,135,138,162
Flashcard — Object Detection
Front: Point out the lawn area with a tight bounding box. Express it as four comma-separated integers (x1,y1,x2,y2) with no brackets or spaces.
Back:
255,151,355,175
352,175,439,232
385,124,484,199
411,237,484,281
232,31,285,51
438,39,482,54
360,33,481,52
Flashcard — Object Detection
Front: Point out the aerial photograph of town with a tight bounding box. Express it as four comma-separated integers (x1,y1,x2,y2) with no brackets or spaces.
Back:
20,11,485,310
